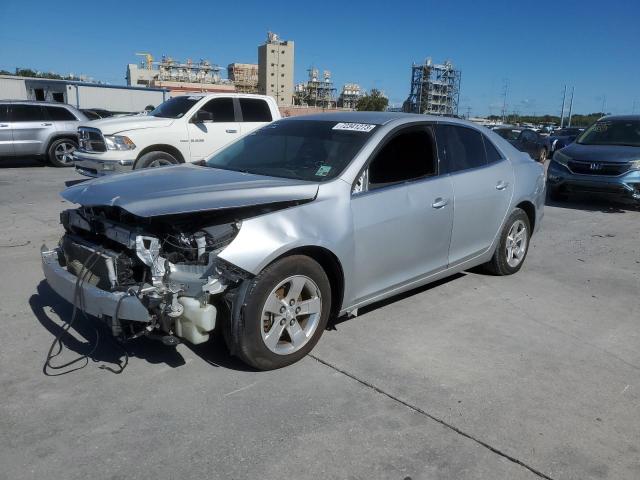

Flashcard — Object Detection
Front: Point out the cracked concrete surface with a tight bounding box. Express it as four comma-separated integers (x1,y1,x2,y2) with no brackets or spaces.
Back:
0,164,639,480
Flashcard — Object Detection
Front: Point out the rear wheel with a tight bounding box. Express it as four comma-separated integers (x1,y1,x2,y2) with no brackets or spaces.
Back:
232,255,331,370
48,138,77,167
135,151,178,169
484,208,531,276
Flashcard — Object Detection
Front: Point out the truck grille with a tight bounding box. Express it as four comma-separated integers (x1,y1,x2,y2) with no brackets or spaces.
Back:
78,127,106,152
567,160,630,176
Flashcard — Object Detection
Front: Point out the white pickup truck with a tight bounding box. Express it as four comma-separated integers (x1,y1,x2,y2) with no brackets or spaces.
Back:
73,93,280,177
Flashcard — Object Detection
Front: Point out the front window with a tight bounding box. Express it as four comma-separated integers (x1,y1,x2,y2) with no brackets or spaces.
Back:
205,120,376,181
577,120,640,147
149,96,200,119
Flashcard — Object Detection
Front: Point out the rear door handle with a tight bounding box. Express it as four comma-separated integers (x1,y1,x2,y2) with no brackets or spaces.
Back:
496,181,509,190
42,123,53,126
225,129,238,134
432,197,449,209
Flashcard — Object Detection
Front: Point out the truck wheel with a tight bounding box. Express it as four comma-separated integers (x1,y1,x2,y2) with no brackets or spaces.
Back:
232,255,331,370
48,138,77,167
483,208,531,276
135,151,178,169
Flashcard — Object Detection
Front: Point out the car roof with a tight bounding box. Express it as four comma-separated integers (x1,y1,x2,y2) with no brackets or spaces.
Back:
281,111,482,128
598,114,640,122
0,99,77,108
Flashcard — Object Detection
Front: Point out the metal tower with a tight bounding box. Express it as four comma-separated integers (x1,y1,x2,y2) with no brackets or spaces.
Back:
403,58,461,116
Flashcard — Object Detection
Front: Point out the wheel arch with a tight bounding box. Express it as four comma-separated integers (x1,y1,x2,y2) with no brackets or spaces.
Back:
134,144,185,167
46,134,78,153
515,200,536,233
270,245,345,321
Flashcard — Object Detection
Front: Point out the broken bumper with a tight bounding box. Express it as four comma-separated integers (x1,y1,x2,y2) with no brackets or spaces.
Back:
41,245,151,322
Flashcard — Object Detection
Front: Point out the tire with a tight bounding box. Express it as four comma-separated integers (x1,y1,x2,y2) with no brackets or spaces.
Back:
232,255,332,370
538,147,548,163
135,151,178,169
48,138,77,167
484,208,531,276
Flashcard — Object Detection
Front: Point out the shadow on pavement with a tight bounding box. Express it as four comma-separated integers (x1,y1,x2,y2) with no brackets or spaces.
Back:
545,192,640,214
328,272,466,330
0,157,47,168
65,179,89,187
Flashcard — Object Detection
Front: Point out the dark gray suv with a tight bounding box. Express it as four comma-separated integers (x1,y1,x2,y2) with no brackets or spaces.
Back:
0,101,88,167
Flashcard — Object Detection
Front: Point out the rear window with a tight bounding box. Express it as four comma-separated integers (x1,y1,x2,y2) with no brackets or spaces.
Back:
45,106,77,121
240,98,272,122
11,104,45,122
436,125,487,173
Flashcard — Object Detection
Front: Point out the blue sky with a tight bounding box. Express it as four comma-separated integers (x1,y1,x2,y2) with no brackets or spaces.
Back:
1,0,638,116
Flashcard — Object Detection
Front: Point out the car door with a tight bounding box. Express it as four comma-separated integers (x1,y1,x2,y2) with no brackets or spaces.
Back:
238,97,274,135
436,124,514,265
0,104,14,156
44,105,80,134
186,97,240,160
350,125,454,303
10,104,53,156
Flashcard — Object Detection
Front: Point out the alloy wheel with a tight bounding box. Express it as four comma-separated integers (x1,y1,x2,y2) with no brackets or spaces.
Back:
505,219,528,268
260,275,322,355
54,142,76,165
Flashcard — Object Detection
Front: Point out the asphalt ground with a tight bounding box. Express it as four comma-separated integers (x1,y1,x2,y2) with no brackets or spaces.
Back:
1,161,639,480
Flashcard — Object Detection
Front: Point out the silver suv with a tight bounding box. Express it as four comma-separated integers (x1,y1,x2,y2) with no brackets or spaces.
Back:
0,101,88,167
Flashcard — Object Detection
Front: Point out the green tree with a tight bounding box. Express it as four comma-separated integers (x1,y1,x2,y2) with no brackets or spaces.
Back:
356,89,389,112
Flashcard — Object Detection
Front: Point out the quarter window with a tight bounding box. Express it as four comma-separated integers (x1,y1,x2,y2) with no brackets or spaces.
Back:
45,106,77,121
200,98,235,122
366,127,436,189
436,125,487,173
10,104,45,122
483,136,503,163
239,98,272,122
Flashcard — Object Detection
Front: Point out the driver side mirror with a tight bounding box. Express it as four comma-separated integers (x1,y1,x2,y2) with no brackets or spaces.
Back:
191,110,214,123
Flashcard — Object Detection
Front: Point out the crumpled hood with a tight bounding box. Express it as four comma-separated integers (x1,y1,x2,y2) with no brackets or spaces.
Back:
62,164,320,217
78,115,174,135
560,143,640,163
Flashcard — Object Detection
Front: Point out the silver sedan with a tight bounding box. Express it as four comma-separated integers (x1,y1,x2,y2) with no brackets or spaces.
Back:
42,112,545,369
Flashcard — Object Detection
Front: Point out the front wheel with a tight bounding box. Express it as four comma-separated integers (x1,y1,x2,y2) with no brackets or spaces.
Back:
232,255,332,370
48,138,77,167
483,208,531,275
135,151,178,169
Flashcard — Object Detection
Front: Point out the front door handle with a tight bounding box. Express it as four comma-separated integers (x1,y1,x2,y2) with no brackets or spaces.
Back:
225,129,238,134
496,181,509,190
42,123,53,126
432,197,449,209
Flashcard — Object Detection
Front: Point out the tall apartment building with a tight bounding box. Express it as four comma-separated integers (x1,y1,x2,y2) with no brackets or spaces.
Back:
258,32,294,106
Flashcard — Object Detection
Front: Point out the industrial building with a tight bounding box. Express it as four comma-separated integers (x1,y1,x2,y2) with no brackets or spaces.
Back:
293,68,336,108
337,83,362,109
126,54,235,94
0,74,167,113
258,32,294,106
403,58,461,116
227,63,258,93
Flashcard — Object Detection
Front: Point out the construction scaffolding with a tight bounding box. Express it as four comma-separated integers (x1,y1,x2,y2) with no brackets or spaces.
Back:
403,58,461,116
155,56,222,84
337,83,362,109
293,68,336,108
228,63,259,93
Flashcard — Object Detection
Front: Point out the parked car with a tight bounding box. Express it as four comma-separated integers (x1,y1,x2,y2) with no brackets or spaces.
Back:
81,108,114,120
73,93,281,177
0,100,88,167
41,112,545,370
494,127,550,162
548,127,584,155
547,115,640,202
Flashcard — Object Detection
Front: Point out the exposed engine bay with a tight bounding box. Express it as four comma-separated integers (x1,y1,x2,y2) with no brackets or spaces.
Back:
56,205,249,345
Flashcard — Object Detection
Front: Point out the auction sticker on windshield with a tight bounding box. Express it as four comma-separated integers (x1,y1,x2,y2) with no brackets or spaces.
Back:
332,123,376,132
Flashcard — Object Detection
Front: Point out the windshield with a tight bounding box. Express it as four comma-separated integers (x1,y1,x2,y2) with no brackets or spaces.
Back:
149,96,200,119
577,120,640,147
495,129,520,141
204,120,376,181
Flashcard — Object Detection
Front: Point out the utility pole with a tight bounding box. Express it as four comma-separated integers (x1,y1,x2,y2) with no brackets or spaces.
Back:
466,106,471,119
501,79,509,124
633,100,638,115
559,85,567,128
601,95,606,115
567,87,575,127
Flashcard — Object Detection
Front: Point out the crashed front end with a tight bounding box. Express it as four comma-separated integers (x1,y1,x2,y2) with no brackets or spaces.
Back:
41,205,247,345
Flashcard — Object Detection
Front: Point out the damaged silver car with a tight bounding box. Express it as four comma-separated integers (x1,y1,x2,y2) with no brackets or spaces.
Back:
41,112,545,370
